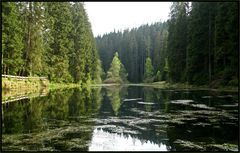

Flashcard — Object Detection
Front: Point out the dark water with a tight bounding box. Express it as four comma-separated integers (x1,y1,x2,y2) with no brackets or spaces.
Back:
2,86,239,151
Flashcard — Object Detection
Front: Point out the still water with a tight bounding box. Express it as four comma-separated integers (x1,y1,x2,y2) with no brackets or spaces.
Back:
2,85,239,151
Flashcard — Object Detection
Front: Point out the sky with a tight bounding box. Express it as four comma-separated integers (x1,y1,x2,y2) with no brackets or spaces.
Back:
84,2,172,37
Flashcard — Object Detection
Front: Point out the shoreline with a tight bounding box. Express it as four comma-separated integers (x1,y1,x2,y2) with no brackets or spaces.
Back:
91,82,238,92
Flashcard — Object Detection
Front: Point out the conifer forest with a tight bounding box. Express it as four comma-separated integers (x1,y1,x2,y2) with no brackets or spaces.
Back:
1,2,239,152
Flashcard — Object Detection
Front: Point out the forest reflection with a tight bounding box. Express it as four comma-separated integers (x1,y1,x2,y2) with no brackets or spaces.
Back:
2,86,238,151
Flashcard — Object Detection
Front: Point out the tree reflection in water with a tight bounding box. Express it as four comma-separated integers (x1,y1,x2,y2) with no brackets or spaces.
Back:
2,86,238,151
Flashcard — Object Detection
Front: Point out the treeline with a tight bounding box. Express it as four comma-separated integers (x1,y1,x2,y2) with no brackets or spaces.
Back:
168,2,238,86
2,2,102,84
96,2,238,87
96,22,168,83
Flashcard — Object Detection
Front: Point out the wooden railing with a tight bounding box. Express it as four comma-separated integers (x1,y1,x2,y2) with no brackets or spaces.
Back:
2,93,48,104
2,75,47,80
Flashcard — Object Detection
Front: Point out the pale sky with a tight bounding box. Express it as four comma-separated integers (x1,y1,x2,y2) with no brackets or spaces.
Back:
84,2,171,37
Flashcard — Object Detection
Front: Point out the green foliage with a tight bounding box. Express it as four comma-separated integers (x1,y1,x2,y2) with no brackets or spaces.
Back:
162,58,170,81
2,2,237,88
154,70,161,82
97,2,237,87
106,86,127,116
144,57,154,82
105,52,128,84
186,2,238,86
44,2,74,83
107,52,121,78
167,2,188,83
120,63,128,83
19,2,46,76
96,22,168,83
2,2,24,75
2,2,102,85
92,59,103,84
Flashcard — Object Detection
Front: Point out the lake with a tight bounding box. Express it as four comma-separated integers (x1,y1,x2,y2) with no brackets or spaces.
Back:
2,85,239,151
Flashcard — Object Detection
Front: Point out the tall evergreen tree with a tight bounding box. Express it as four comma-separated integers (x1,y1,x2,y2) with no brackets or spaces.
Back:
167,2,188,83
19,2,45,76
44,2,73,82
105,52,128,83
144,57,154,82
2,2,24,75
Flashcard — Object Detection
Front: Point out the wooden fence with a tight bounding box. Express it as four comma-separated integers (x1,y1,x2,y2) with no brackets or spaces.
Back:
2,94,47,104
2,75,47,80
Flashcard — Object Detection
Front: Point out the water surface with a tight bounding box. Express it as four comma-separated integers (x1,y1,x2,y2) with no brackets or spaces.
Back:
2,86,239,151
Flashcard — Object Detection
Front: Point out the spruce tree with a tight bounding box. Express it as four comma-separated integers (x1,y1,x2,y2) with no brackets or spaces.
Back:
144,57,154,82
2,2,24,75
105,52,128,83
44,2,73,82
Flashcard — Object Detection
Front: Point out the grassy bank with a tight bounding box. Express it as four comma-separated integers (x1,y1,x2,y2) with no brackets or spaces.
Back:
2,76,80,91
132,81,238,92
2,76,81,103
2,76,50,103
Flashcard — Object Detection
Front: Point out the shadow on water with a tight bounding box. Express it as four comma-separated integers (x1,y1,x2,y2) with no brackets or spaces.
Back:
2,85,239,151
